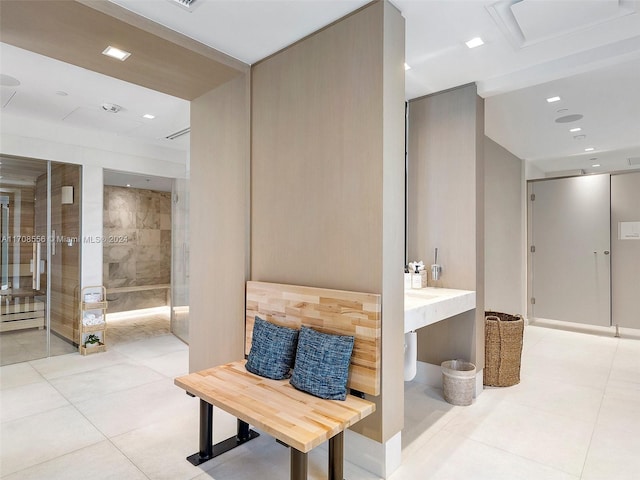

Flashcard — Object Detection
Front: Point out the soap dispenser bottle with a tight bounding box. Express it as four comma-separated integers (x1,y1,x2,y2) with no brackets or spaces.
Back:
411,265,425,289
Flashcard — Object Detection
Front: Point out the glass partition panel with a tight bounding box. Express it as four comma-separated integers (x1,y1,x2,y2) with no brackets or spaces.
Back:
171,178,189,343
1,157,49,364
0,157,78,365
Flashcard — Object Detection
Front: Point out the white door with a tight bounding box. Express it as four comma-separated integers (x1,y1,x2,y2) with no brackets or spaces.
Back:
530,174,611,326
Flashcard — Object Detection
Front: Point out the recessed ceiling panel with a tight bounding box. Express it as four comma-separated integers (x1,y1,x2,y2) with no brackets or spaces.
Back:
1,89,76,123
1,88,17,108
63,106,143,135
511,0,624,44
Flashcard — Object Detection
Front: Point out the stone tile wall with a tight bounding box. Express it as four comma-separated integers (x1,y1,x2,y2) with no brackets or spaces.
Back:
103,186,171,312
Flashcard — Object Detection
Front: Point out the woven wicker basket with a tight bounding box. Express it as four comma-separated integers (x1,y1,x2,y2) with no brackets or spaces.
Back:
484,312,524,387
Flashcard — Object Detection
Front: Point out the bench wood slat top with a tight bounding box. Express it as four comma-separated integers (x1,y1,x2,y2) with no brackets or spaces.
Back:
175,360,375,453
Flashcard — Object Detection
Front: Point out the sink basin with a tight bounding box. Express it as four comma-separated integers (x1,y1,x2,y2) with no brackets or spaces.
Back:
404,291,438,300
404,287,476,333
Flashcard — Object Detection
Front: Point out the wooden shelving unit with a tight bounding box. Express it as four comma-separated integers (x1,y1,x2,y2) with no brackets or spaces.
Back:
79,286,107,355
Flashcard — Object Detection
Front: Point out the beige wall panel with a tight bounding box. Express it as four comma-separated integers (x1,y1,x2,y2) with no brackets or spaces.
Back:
379,0,406,443
484,137,524,316
189,74,250,372
474,95,485,367
251,1,405,443
611,172,640,329
251,2,383,294
408,84,485,366
417,310,476,364
408,85,478,287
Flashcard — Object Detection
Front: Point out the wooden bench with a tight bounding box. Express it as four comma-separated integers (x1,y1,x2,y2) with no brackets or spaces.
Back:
1,289,45,332
175,281,382,480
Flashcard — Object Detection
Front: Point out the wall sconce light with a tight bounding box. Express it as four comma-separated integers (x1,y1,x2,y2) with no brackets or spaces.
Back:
61,186,74,205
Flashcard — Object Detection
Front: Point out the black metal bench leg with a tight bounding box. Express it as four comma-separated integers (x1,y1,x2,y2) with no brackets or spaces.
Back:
328,431,344,480
291,448,308,480
237,419,251,441
186,400,260,466
187,399,214,465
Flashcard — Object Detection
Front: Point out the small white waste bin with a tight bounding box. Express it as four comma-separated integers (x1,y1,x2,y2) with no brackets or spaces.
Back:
441,359,476,406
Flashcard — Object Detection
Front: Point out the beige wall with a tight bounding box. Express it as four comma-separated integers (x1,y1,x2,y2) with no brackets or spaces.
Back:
251,1,405,443
407,84,485,367
484,137,525,316
189,73,250,372
611,172,640,329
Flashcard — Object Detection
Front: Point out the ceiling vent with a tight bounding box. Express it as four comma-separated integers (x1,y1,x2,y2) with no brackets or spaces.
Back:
165,127,190,140
545,169,585,178
168,0,201,12
629,157,640,166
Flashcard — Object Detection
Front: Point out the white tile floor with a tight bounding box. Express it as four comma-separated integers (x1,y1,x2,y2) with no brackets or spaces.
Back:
1,322,639,479
0,328,77,366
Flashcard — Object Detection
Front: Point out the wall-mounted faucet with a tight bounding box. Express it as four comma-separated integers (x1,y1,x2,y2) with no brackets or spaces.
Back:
431,247,442,282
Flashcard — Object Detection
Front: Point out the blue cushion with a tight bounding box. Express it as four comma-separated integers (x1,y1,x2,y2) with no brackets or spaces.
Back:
246,316,299,380
290,326,355,400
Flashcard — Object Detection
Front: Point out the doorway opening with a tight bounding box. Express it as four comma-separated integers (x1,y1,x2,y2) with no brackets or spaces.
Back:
102,170,188,346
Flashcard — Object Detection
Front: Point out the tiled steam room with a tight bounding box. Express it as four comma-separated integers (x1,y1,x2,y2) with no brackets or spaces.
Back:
102,186,171,327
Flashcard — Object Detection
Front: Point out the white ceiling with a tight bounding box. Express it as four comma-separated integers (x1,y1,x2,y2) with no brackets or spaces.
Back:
104,169,174,192
2,0,640,177
109,0,371,64
486,56,640,173
0,42,190,154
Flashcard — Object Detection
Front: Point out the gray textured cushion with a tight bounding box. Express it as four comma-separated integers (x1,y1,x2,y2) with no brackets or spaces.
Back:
290,326,355,400
246,316,299,380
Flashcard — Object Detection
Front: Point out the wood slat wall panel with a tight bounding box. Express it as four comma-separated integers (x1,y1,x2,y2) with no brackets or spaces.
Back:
245,281,381,396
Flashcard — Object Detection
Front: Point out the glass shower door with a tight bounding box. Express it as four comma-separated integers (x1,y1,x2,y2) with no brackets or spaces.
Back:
1,159,49,365
0,157,79,365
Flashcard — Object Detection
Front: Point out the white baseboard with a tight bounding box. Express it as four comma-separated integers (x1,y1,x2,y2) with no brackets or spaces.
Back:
343,430,402,479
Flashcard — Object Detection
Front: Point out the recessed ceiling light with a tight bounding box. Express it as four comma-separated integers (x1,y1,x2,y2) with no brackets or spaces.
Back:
592,164,600,167
102,46,131,61
569,127,581,132
404,63,411,71
546,96,561,103
465,37,484,49
585,147,595,152
143,114,155,119
126,184,131,187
